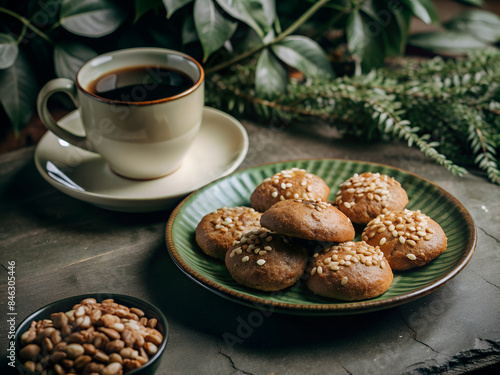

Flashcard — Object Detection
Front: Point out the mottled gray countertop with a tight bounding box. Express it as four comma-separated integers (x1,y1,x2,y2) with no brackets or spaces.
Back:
1,117,499,374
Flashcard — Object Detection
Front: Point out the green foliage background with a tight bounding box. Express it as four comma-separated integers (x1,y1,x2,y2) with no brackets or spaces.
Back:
0,0,499,183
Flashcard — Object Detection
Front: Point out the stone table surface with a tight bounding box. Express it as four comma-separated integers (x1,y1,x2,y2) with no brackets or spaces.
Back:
1,117,499,375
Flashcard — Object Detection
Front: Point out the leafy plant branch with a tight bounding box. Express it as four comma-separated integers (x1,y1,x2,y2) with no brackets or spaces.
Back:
206,0,332,74
0,7,53,45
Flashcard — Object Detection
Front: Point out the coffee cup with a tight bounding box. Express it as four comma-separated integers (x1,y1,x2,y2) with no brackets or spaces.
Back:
37,48,205,180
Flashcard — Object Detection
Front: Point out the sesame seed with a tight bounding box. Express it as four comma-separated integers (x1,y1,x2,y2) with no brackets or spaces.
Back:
424,234,433,241
406,254,417,261
271,191,278,198
266,236,273,242
235,248,242,255
380,261,386,269
341,277,348,286
407,239,417,247
317,266,323,275
399,236,406,244
257,259,266,266
311,267,317,275
344,202,351,209
281,183,287,189
330,265,340,271
379,238,387,245
242,256,249,262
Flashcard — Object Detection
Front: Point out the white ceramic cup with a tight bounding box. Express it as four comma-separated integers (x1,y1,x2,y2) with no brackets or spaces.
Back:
37,48,205,180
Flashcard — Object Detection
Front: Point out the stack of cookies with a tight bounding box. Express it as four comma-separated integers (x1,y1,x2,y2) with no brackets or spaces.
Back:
195,168,447,301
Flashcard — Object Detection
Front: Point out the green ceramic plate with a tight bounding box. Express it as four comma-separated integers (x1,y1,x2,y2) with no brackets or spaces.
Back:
166,159,476,315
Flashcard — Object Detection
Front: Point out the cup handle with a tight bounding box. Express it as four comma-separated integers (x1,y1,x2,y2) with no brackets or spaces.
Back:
37,78,92,152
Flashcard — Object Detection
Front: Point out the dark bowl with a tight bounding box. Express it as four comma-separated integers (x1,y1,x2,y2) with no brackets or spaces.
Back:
14,293,168,375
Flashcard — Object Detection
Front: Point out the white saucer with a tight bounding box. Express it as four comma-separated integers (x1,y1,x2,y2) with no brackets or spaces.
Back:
34,107,249,212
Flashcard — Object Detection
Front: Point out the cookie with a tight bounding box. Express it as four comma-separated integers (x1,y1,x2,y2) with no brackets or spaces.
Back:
260,199,355,242
334,172,408,224
225,229,308,291
250,168,330,212
307,241,393,301
195,206,262,260
362,209,447,271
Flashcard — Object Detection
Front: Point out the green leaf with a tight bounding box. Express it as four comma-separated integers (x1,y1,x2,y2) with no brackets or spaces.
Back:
60,0,127,38
400,0,439,25
361,0,412,56
444,10,500,44
54,42,98,80
216,0,270,37
0,50,37,134
255,48,287,99
409,31,490,54
163,0,193,18
0,34,18,70
182,14,199,45
260,0,276,27
194,0,237,62
346,10,369,57
135,0,163,22
346,10,386,71
271,35,333,78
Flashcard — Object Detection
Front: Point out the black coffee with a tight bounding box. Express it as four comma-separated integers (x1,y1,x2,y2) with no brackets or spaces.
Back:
87,66,194,102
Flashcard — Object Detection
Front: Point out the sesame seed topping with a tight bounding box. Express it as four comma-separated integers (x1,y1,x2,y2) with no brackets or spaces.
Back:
341,276,348,286
242,256,249,262
379,238,387,246
406,254,417,260
257,259,266,266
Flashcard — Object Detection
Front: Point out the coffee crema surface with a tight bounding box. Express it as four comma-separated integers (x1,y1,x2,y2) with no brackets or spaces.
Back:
87,65,195,102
